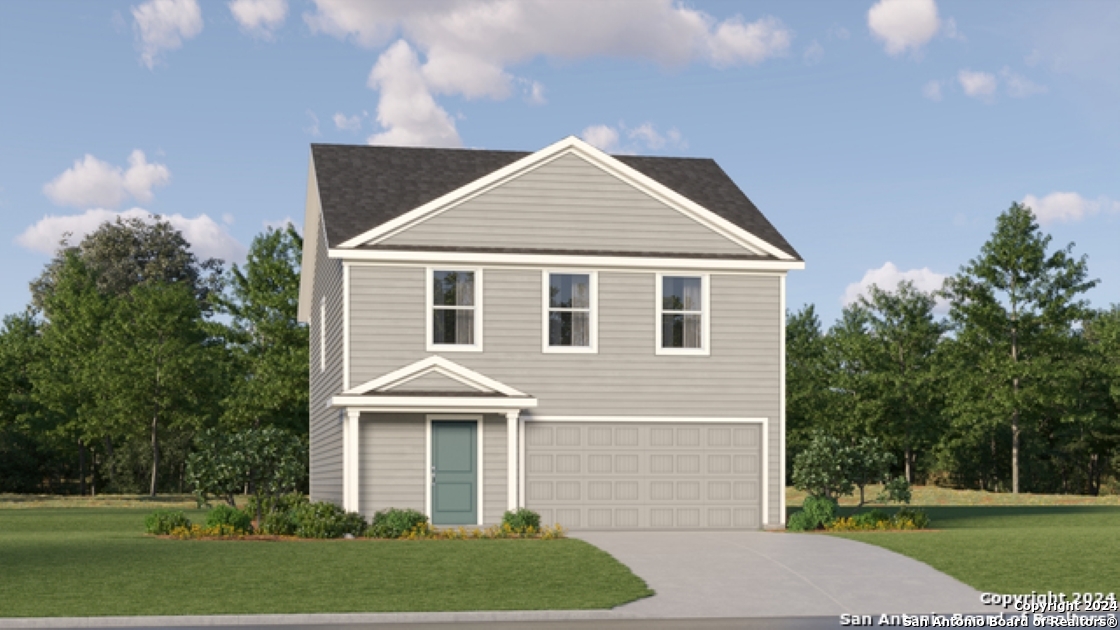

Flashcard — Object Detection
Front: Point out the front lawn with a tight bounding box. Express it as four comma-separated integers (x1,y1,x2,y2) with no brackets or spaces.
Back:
824,503,1120,594
0,507,652,617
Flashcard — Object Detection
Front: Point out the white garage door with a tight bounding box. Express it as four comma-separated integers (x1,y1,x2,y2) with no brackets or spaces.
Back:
524,422,762,530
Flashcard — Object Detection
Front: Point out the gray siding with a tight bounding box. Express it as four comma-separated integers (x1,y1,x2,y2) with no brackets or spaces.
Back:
379,153,751,256
309,218,344,505
389,370,484,394
483,414,507,525
348,266,783,524
360,413,425,518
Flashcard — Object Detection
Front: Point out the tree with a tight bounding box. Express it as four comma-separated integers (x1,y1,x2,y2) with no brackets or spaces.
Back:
186,426,305,524
792,432,855,501
219,225,309,437
96,281,218,496
785,305,832,475
855,281,946,482
940,203,1097,493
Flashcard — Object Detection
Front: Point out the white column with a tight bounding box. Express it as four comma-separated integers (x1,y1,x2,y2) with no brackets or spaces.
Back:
518,416,526,509
344,409,361,513
505,410,519,511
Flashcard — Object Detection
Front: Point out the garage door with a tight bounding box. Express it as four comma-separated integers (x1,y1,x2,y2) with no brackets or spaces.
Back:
524,422,762,530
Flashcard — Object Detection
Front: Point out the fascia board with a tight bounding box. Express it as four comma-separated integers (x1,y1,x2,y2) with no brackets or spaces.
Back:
330,396,537,409
297,152,322,323
343,355,529,398
330,248,805,272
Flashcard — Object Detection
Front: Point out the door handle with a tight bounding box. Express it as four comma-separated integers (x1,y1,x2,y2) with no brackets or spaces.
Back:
431,466,435,486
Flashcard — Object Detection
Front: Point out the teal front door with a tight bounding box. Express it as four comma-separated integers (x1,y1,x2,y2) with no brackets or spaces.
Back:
431,421,477,525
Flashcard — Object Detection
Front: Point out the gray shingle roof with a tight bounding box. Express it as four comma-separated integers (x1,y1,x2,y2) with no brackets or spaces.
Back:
311,143,801,260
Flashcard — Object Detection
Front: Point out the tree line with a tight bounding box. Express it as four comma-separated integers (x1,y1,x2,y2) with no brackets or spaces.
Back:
788,203,1120,495
0,217,308,496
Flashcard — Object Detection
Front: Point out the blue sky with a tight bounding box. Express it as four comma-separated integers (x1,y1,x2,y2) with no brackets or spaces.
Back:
2,0,1117,328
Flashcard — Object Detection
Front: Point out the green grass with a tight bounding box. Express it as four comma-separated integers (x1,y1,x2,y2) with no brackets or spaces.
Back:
825,505,1120,593
0,508,653,617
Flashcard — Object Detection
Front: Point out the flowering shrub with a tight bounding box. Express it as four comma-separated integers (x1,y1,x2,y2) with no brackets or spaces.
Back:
399,521,565,540
824,507,931,531
168,524,249,539
501,508,541,533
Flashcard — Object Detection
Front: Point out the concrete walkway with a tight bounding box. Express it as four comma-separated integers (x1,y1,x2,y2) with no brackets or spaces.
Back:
573,531,991,618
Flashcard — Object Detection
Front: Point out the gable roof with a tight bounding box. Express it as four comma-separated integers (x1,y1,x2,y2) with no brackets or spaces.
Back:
310,140,801,261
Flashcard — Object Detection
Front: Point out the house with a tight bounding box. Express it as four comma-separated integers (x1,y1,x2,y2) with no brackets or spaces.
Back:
297,136,803,530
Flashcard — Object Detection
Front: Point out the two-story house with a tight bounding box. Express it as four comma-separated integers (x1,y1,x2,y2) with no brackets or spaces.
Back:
297,136,803,530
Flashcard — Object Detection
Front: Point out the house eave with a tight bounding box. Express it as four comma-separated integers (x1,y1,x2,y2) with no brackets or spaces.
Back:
329,248,805,272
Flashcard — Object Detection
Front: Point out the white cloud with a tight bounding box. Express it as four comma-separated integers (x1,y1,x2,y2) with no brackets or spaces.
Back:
580,122,686,154
942,17,963,41
829,25,851,41
842,262,948,312
922,79,943,101
958,69,997,100
1021,192,1119,225
305,0,792,147
132,0,203,68
16,208,246,263
1000,67,1047,98
305,110,321,136
803,40,824,65
366,40,461,147
43,150,170,209
333,112,363,132
580,125,620,152
229,0,287,38
868,0,940,56
222,213,235,225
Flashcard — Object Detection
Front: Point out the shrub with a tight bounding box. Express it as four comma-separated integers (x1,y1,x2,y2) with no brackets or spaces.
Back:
145,510,191,535
786,510,817,532
502,508,541,533
876,476,913,505
369,508,428,539
802,495,837,527
205,504,253,533
893,507,930,530
294,501,367,539
258,510,299,536
851,509,891,528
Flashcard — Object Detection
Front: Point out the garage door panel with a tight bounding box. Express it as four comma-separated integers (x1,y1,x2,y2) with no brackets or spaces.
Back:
525,422,764,530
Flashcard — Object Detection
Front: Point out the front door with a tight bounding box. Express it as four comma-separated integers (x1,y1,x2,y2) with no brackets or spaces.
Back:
431,420,477,525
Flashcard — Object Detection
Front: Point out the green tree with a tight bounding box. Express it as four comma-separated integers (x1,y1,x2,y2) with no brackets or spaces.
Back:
97,281,218,496
219,225,308,437
855,281,946,482
785,305,832,474
940,202,1097,493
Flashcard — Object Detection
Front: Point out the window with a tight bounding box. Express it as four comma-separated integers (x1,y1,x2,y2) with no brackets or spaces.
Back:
656,274,709,355
428,269,482,351
542,271,597,353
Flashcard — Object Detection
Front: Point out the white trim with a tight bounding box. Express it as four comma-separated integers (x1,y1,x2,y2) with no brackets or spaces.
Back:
344,409,361,513
779,272,787,525
342,263,350,390
762,411,769,527
426,267,483,353
343,356,529,398
426,414,485,527
335,137,794,261
332,395,536,410
655,273,711,356
527,416,766,423
517,415,526,509
342,259,795,277
319,297,325,373
331,248,804,272
541,270,598,354
505,411,519,511
297,153,321,323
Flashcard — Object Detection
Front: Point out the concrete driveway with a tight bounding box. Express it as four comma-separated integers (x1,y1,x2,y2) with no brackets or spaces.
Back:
573,531,991,618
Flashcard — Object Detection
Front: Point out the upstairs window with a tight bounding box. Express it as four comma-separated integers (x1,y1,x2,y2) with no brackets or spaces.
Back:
428,269,482,351
543,272,597,353
657,274,709,355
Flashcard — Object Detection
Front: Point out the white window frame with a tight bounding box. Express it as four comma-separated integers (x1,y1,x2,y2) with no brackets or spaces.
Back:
426,267,483,352
541,270,598,354
654,272,710,356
